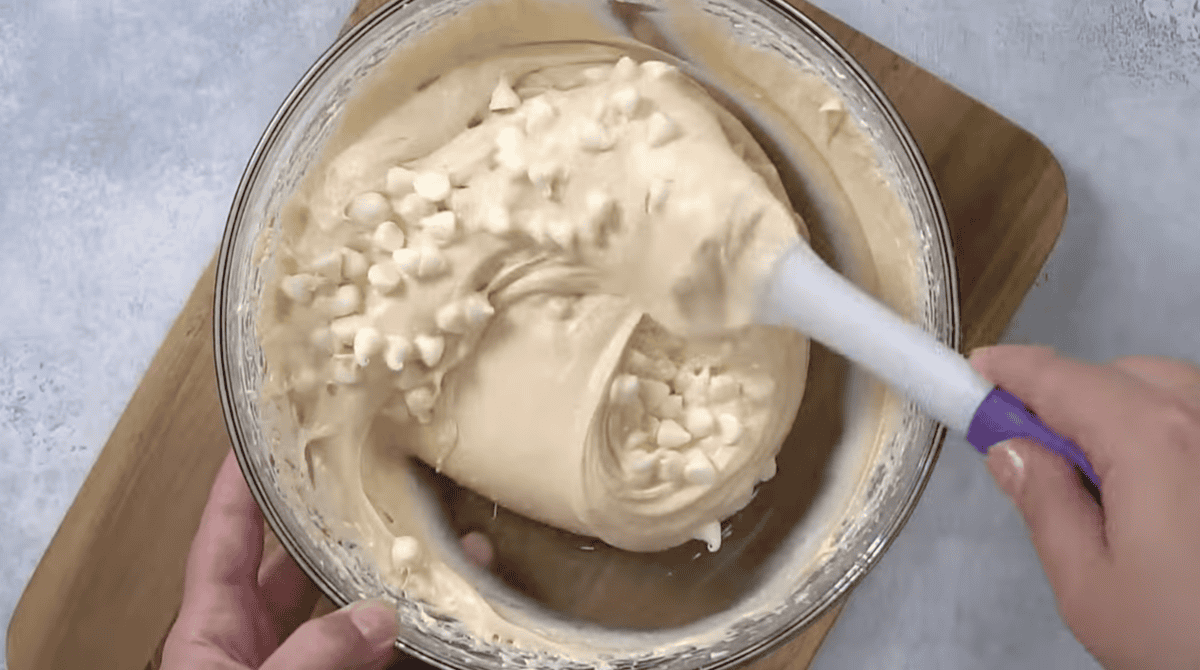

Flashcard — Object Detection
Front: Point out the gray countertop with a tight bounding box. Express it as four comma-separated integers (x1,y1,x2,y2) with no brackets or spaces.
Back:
2,0,1196,668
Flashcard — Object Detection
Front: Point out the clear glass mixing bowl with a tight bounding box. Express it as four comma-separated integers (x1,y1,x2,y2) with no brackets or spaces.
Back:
215,0,957,667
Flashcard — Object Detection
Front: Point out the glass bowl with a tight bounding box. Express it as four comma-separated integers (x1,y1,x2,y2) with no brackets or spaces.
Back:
214,0,956,667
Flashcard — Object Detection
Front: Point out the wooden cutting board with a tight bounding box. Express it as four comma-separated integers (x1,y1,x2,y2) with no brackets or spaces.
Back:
6,1,1068,669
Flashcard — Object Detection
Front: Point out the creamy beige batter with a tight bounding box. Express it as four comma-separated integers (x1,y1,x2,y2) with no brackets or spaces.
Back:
264,54,808,549
253,0,925,659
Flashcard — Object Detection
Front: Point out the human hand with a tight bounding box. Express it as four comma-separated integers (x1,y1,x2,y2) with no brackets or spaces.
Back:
971,346,1200,670
161,450,400,670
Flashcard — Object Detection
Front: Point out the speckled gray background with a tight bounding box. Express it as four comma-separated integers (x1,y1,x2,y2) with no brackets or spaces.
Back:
2,0,1197,668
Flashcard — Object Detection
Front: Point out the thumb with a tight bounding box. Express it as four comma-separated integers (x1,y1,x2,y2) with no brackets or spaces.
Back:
260,598,399,670
987,440,1109,610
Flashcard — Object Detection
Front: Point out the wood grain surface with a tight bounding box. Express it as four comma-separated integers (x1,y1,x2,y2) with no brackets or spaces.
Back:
6,1,1067,669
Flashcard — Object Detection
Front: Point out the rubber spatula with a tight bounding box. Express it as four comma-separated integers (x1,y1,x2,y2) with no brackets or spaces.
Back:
757,242,1100,488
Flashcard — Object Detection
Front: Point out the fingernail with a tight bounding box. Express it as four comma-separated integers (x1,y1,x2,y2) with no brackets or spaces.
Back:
342,598,399,645
986,441,1025,499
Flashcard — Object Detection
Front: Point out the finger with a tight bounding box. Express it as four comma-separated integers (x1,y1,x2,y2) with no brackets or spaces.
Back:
183,449,265,595
260,598,400,670
1110,356,1200,395
969,345,1147,478
460,531,494,568
258,544,322,642
987,439,1109,611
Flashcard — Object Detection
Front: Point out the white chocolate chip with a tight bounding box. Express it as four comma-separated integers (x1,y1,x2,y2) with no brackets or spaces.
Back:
420,211,458,246
694,521,722,552
709,374,740,403
435,301,468,334
329,284,362,317
413,171,451,203
582,65,610,81
638,378,671,409
609,86,641,118
647,111,681,147
309,251,343,281
647,178,671,213
489,77,521,111
818,98,847,142
657,394,684,420
683,450,717,486
759,458,778,482
405,385,436,423
640,60,677,79
624,431,650,452
385,166,416,197
384,335,411,371
682,375,711,406
656,419,692,449
342,249,369,281
396,193,436,225
819,98,845,114
391,535,421,567
280,274,317,304
353,326,384,367
372,220,406,252
684,406,715,438
331,353,359,385
657,450,685,481
414,333,445,367
674,365,710,397
496,125,524,152
717,413,743,445
391,248,419,276
330,315,367,346
578,119,616,151
625,448,656,475
346,192,391,226
367,262,403,293
523,96,557,134
629,350,676,381
624,448,656,487
416,246,449,279
609,374,640,404
460,293,495,328
496,147,526,172
612,56,638,81
395,246,448,280
742,374,776,401
483,205,513,236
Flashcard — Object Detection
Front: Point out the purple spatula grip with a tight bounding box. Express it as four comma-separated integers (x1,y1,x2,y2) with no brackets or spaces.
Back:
967,387,1100,488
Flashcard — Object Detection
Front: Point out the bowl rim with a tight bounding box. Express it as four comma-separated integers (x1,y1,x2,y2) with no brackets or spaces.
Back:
213,0,957,666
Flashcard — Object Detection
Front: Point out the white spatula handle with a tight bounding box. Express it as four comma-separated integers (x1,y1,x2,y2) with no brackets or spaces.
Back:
760,243,992,434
